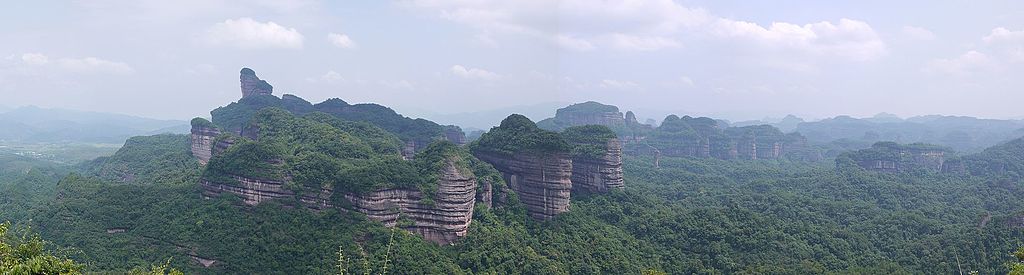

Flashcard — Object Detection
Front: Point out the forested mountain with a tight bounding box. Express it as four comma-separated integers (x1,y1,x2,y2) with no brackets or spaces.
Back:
3,69,1024,274
796,115,1024,153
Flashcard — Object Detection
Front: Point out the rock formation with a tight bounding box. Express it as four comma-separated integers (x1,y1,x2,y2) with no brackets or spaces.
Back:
200,160,477,245
239,68,273,98
633,116,819,162
537,101,626,131
344,161,476,244
474,151,573,220
190,119,220,165
201,175,332,208
844,142,948,173
625,111,639,126
569,138,625,193
443,125,467,145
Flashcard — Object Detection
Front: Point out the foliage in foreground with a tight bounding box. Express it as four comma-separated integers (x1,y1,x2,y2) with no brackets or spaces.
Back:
1,222,82,274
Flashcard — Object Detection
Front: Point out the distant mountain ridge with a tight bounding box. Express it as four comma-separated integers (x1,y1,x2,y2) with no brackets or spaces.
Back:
796,114,1024,153
0,106,189,144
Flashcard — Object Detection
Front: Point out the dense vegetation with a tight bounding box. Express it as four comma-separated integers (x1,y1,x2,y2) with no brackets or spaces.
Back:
562,125,617,159
9,144,1024,273
203,108,480,201
210,94,447,149
1,222,82,273
81,134,200,185
4,108,1024,273
959,137,1024,179
471,114,571,156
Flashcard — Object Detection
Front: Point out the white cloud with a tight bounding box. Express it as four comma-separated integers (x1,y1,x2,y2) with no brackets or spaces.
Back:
679,76,694,87
201,18,304,49
57,57,136,74
926,27,1024,77
902,26,936,40
983,27,1024,44
605,34,680,51
980,27,1024,63
599,79,639,89
407,0,884,61
21,53,49,65
18,53,134,75
450,65,500,80
327,33,357,49
554,35,595,51
321,70,345,83
712,18,887,61
185,64,217,75
923,51,994,76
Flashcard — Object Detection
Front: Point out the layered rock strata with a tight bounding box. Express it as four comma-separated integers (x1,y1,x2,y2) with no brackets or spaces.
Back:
200,162,476,244
474,152,572,220
569,139,625,193
190,125,220,165
344,162,476,244
201,175,332,209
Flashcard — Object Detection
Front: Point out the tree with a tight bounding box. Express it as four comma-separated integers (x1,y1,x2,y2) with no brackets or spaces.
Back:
1009,247,1024,275
0,221,82,274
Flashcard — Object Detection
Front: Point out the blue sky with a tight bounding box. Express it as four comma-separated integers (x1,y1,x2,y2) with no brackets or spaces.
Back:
1,0,1023,123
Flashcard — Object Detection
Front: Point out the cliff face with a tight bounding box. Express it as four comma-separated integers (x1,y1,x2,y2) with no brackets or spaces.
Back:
200,160,477,244
444,126,467,145
200,175,332,209
190,124,220,165
558,111,625,128
240,68,273,98
474,151,572,220
570,139,625,193
845,142,948,173
344,162,476,244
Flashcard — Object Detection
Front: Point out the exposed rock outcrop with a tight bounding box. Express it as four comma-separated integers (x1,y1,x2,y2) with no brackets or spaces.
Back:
240,68,273,98
633,116,819,162
345,162,476,244
625,111,639,126
190,119,220,165
201,175,332,208
474,151,572,220
844,142,948,172
444,125,467,145
200,161,477,244
570,139,625,193
537,101,626,131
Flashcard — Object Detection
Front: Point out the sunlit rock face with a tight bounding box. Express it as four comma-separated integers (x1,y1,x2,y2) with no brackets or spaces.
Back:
569,139,625,193
239,68,273,98
474,151,573,220
201,175,333,208
344,162,477,244
200,158,477,244
190,125,219,165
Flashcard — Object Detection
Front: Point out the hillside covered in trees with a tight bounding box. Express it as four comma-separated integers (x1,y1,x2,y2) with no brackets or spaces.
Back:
4,69,1024,274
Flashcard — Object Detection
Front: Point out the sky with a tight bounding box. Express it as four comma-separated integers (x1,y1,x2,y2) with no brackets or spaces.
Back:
1,0,1023,123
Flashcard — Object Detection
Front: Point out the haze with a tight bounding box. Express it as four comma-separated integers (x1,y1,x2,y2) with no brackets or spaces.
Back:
2,0,1023,122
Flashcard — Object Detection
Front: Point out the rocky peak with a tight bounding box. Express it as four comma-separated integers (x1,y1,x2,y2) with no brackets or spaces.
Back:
625,111,639,126
471,115,574,220
240,68,273,98
443,125,467,145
